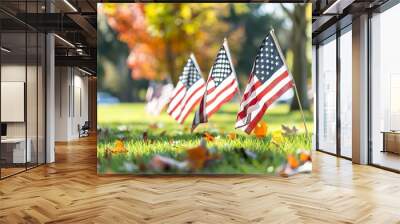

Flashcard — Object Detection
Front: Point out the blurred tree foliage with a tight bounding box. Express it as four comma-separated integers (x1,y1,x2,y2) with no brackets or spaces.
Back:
281,4,312,111
98,10,147,101
98,3,311,108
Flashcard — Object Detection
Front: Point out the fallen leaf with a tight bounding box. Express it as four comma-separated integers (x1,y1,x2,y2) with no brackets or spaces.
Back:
111,140,127,153
150,155,188,171
143,131,148,143
227,132,237,140
282,125,298,136
203,132,215,142
187,144,209,170
149,123,159,130
278,160,312,177
253,121,268,138
287,154,299,169
299,150,312,162
271,130,284,145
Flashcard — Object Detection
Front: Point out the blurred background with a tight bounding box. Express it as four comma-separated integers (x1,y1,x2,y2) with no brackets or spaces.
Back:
97,3,312,112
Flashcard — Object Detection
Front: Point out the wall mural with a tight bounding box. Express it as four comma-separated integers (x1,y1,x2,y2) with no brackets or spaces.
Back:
97,3,313,176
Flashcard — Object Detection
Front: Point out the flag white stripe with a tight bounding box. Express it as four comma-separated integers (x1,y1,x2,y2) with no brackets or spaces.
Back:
205,75,236,103
177,79,205,112
239,66,287,111
177,85,206,123
167,81,185,113
170,79,205,120
206,82,238,115
236,75,292,127
167,87,186,114
170,97,185,120
170,81,184,99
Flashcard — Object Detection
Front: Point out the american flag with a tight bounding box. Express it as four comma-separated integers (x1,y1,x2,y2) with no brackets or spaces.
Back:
192,39,239,131
235,30,294,134
145,80,174,116
167,54,206,124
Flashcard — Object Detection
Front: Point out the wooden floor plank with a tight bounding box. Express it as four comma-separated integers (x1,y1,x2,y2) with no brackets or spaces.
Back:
1,135,400,223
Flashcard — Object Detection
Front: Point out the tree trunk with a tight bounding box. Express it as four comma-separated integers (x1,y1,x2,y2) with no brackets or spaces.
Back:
289,5,310,111
165,39,177,84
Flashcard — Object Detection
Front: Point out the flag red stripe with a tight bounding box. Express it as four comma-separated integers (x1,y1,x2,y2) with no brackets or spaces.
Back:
205,78,237,107
207,89,236,117
244,81,293,133
168,89,186,116
237,70,289,120
207,86,216,94
170,85,185,102
176,83,205,122
179,90,205,124
241,75,259,102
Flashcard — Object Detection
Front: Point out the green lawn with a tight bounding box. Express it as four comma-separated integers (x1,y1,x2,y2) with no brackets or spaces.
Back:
97,103,313,174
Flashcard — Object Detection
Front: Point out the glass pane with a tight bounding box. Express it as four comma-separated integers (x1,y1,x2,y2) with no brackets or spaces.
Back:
1,30,27,177
38,33,45,165
27,31,38,169
317,37,337,154
371,4,400,171
339,29,352,158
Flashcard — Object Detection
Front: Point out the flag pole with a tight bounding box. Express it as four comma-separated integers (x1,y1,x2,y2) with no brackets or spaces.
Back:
270,28,309,136
223,37,242,100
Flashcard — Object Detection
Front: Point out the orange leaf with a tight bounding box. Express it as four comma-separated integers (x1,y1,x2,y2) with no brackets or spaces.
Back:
287,154,299,169
253,121,268,138
299,151,311,162
227,132,237,140
111,140,127,154
148,123,159,130
187,145,209,169
203,132,215,142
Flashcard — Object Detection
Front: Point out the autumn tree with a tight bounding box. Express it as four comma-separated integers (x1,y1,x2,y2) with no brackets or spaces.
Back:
103,3,247,83
281,4,312,111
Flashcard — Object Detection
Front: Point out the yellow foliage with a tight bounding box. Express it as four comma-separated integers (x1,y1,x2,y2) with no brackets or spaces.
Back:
227,132,237,140
271,130,284,145
111,140,128,153
180,5,192,20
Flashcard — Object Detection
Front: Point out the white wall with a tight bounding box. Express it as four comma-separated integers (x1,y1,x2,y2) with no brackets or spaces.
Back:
55,67,89,141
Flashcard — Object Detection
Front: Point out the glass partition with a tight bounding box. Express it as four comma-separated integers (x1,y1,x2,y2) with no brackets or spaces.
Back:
370,4,400,171
38,32,45,165
339,28,352,158
27,30,38,169
317,36,337,154
0,1,46,179
1,30,28,177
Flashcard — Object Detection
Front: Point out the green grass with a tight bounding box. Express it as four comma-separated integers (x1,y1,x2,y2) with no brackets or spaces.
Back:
97,103,313,174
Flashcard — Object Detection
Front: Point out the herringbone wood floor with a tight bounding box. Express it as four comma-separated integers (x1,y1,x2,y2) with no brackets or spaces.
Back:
1,135,400,224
